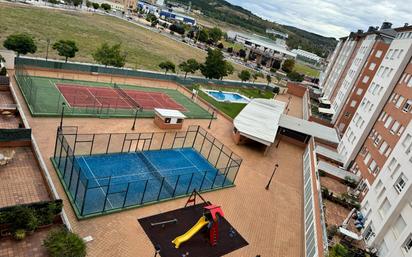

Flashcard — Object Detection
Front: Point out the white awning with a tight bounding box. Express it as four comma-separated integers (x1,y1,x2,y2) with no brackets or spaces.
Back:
318,107,335,115
317,161,361,182
338,227,362,241
279,115,340,144
233,99,286,146
316,145,343,163
154,108,186,119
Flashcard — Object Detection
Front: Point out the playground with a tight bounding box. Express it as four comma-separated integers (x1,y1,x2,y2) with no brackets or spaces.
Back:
14,74,211,119
138,191,248,257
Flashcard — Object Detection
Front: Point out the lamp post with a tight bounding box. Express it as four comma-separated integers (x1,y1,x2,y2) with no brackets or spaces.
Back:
59,102,66,129
131,107,142,130
46,38,50,61
265,163,279,190
208,108,215,129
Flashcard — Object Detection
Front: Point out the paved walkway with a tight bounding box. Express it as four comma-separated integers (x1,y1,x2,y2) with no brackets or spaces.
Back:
10,70,305,257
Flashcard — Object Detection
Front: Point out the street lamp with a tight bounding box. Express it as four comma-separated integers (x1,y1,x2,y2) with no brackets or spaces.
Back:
265,163,279,190
46,38,50,61
208,108,215,129
59,102,66,129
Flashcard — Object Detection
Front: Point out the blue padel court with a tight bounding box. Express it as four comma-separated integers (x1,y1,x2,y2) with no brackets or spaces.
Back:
54,125,242,218
72,148,232,216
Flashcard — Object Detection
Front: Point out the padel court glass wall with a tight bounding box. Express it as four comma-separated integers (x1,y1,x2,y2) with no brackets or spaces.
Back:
53,125,242,218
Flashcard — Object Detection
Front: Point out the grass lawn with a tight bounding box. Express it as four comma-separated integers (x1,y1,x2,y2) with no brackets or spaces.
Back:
0,2,252,80
293,62,320,78
192,84,275,118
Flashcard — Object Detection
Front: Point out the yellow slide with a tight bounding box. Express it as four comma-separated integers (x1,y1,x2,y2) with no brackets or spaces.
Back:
172,216,209,248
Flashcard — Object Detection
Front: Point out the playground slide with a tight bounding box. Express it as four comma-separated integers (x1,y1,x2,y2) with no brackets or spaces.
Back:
172,216,209,248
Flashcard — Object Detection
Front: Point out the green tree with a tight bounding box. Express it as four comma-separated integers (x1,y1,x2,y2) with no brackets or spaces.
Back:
200,48,230,79
3,33,37,56
86,0,92,8
100,3,111,11
266,74,272,90
0,54,5,63
197,29,209,43
287,71,304,82
52,40,79,63
208,27,223,44
252,72,263,83
282,58,295,73
92,43,126,67
179,59,199,78
92,2,99,9
222,62,234,79
43,228,86,257
159,61,176,75
328,243,349,257
238,70,251,82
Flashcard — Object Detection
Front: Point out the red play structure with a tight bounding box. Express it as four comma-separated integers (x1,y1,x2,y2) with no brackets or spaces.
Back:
172,190,225,248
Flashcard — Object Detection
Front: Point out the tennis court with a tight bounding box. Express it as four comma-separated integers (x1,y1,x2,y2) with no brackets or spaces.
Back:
15,72,211,118
53,125,242,218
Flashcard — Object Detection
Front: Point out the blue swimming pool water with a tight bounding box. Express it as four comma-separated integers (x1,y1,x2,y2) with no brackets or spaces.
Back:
205,91,249,103
72,148,232,215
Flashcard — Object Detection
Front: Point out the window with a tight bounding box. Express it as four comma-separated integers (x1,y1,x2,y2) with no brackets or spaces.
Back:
363,224,374,241
375,180,383,192
403,99,412,112
393,215,407,238
379,198,391,218
402,134,412,148
164,118,171,123
369,62,376,70
378,240,388,257
356,88,363,95
369,160,378,174
374,134,382,145
386,49,393,59
403,234,412,253
379,141,388,154
405,74,411,83
362,75,370,83
396,96,405,108
408,77,412,87
394,173,407,193
392,49,399,59
384,116,393,128
364,153,371,164
384,147,392,157
375,50,383,58
398,49,404,59
391,121,400,134
350,100,357,107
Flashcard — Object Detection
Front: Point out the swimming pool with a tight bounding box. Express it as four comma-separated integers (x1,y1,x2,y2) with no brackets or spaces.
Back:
202,89,250,104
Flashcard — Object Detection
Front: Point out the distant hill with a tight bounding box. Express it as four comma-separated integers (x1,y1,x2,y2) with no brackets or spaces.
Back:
170,0,337,58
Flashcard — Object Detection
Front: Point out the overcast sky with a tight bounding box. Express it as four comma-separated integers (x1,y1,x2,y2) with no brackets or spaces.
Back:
226,0,412,38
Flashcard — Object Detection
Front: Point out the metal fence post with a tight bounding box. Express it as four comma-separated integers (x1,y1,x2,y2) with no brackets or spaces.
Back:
186,173,194,194
199,171,207,191
172,175,180,197
157,177,165,200
74,167,82,202
207,138,216,161
106,134,112,154
53,128,61,158
102,177,112,212
211,169,219,189
140,180,148,204
191,126,199,148
90,134,95,155
122,182,131,208
80,179,89,216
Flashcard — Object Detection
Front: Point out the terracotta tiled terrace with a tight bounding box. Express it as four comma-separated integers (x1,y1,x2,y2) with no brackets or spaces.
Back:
0,90,21,129
10,70,306,257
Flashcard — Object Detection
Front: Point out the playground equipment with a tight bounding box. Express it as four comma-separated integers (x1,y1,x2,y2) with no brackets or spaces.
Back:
172,191,225,249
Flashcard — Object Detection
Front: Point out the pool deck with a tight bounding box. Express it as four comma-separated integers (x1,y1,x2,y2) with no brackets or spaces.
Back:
10,70,304,257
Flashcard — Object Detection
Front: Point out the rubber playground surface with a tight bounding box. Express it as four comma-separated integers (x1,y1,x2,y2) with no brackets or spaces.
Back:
16,75,211,118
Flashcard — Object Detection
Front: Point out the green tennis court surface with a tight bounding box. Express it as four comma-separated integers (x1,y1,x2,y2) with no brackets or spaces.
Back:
15,75,212,119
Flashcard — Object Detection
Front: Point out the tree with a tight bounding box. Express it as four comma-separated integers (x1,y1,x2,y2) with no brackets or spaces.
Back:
266,74,272,89
238,49,246,58
208,27,223,44
272,59,281,70
222,62,234,79
179,59,199,78
273,87,280,94
86,0,92,8
197,29,209,43
200,48,230,79
159,61,176,75
3,33,37,56
238,70,251,82
227,47,233,53
0,54,5,63
252,72,263,83
100,3,111,11
92,2,99,9
43,228,86,257
52,40,79,63
282,59,295,73
287,71,304,82
328,243,349,257
92,43,126,67
169,24,185,35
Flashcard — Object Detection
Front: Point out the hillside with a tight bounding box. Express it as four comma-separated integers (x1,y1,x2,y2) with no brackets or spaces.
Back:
172,0,337,57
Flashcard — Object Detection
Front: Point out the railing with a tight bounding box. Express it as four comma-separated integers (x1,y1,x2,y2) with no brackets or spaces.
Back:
53,125,242,218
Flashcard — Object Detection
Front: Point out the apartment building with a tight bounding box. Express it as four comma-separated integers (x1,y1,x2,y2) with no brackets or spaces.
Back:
338,25,412,169
360,121,412,257
333,29,394,133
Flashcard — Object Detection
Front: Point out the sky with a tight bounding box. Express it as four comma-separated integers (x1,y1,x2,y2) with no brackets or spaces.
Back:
226,0,412,38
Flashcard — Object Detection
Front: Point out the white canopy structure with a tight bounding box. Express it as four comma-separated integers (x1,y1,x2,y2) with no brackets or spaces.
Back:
233,99,286,146
154,108,186,119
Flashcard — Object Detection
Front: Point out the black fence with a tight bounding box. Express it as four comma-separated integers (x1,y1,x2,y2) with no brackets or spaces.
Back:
53,125,242,218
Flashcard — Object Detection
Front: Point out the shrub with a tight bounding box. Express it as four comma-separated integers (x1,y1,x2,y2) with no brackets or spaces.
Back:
11,206,38,232
0,67,6,76
272,87,280,94
43,228,86,257
13,229,26,240
327,225,338,238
